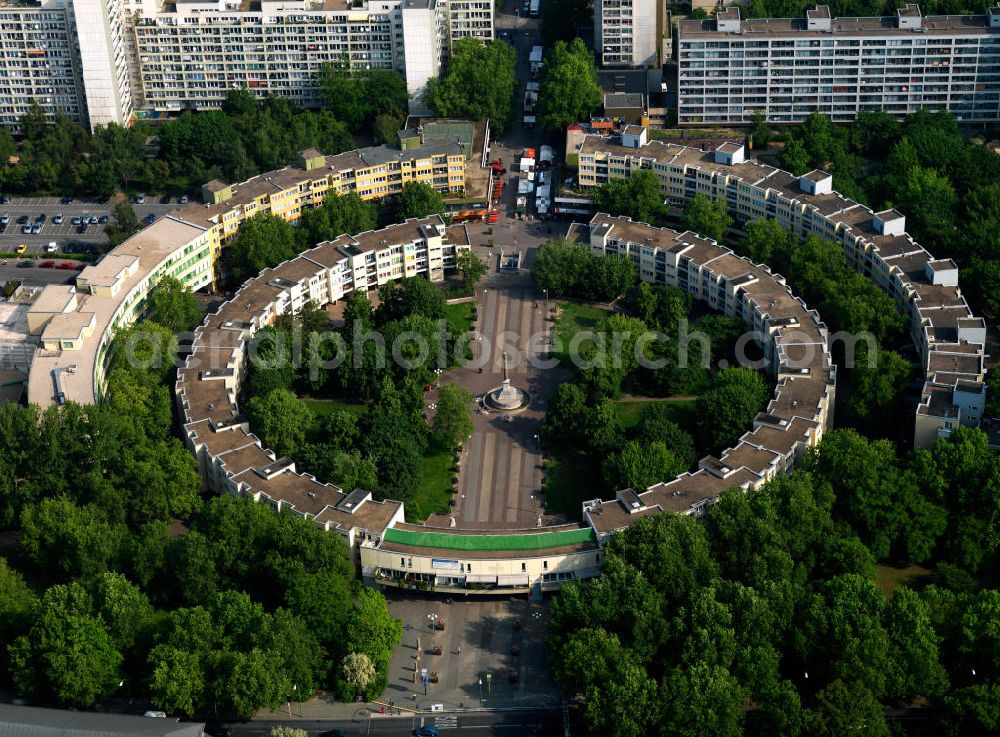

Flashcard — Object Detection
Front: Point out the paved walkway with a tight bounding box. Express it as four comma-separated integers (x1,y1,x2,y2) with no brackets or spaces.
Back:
425,235,571,530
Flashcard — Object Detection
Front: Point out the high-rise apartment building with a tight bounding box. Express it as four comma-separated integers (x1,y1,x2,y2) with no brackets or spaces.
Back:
0,0,133,127
0,0,491,129
594,0,663,67
73,0,133,125
677,3,1000,125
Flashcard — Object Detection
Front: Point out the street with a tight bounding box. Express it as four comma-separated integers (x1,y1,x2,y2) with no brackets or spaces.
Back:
219,707,566,736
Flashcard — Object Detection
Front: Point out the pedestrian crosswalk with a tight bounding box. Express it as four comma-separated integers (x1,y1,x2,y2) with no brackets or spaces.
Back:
434,714,459,729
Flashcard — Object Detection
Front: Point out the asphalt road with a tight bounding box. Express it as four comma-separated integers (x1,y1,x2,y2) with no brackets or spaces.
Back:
0,260,82,285
0,195,181,255
217,707,566,736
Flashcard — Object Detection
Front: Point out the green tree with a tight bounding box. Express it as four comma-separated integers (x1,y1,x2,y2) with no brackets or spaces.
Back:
780,138,810,176
682,193,732,242
532,237,593,296
319,59,409,131
941,685,1000,737
455,249,486,289
543,382,591,448
749,112,771,150
895,165,957,245
803,679,889,737
602,440,685,492
300,191,377,245
743,218,789,265
376,276,446,323
148,644,206,716
226,212,300,285
9,584,123,708
372,113,404,145
696,367,769,451
145,276,203,333
244,389,313,459
342,587,402,700
634,405,696,468
884,588,948,700
425,38,518,131
0,558,37,645
19,498,125,578
107,200,141,247
592,169,665,224
846,344,911,425
536,38,602,133
397,181,445,220
432,383,474,449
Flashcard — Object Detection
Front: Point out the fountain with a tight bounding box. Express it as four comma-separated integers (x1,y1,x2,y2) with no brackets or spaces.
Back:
484,352,531,412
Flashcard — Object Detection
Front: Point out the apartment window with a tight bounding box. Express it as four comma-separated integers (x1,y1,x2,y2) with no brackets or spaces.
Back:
521,563,526,572
543,561,548,570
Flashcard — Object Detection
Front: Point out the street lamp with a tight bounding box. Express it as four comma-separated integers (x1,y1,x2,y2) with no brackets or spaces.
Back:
478,677,483,704
543,288,548,315
435,367,443,388
533,433,540,452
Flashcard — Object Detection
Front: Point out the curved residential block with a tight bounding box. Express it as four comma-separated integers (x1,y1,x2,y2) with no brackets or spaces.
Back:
576,135,986,449
176,200,835,594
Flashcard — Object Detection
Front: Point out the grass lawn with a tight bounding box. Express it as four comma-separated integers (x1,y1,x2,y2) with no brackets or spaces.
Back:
301,397,369,419
614,398,698,431
874,563,931,598
544,452,603,520
444,301,475,366
444,301,475,335
553,301,612,367
405,449,456,523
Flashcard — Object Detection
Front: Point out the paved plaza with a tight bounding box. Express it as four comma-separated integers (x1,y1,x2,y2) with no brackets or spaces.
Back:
424,223,572,530
381,590,561,712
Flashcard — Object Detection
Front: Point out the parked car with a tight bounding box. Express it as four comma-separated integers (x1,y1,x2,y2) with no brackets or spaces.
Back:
413,728,439,737
61,196,73,204
88,215,99,225
45,242,57,253
21,225,31,234
62,243,76,254
53,213,64,224
76,224,87,234
17,260,33,268
179,195,189,204
16,244,27,254
40,260,55,268
98,215,109,224
97,195,110,204
35,213,46,223
56,262,76,270
71,216,82,225
0,213,8,225
31,223,41,234
134,193,146,204
145,213,156,225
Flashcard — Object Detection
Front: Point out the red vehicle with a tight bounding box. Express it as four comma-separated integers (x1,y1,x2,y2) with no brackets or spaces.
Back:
39,260,55,268
56,262,75,270
486,212,499,223
489,158,506,176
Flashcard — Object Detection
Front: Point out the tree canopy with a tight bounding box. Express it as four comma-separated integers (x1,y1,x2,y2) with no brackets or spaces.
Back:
537,38,602,133
425,38,518,131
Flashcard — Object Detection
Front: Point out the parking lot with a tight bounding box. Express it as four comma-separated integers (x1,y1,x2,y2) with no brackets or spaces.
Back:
0,194,183,255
